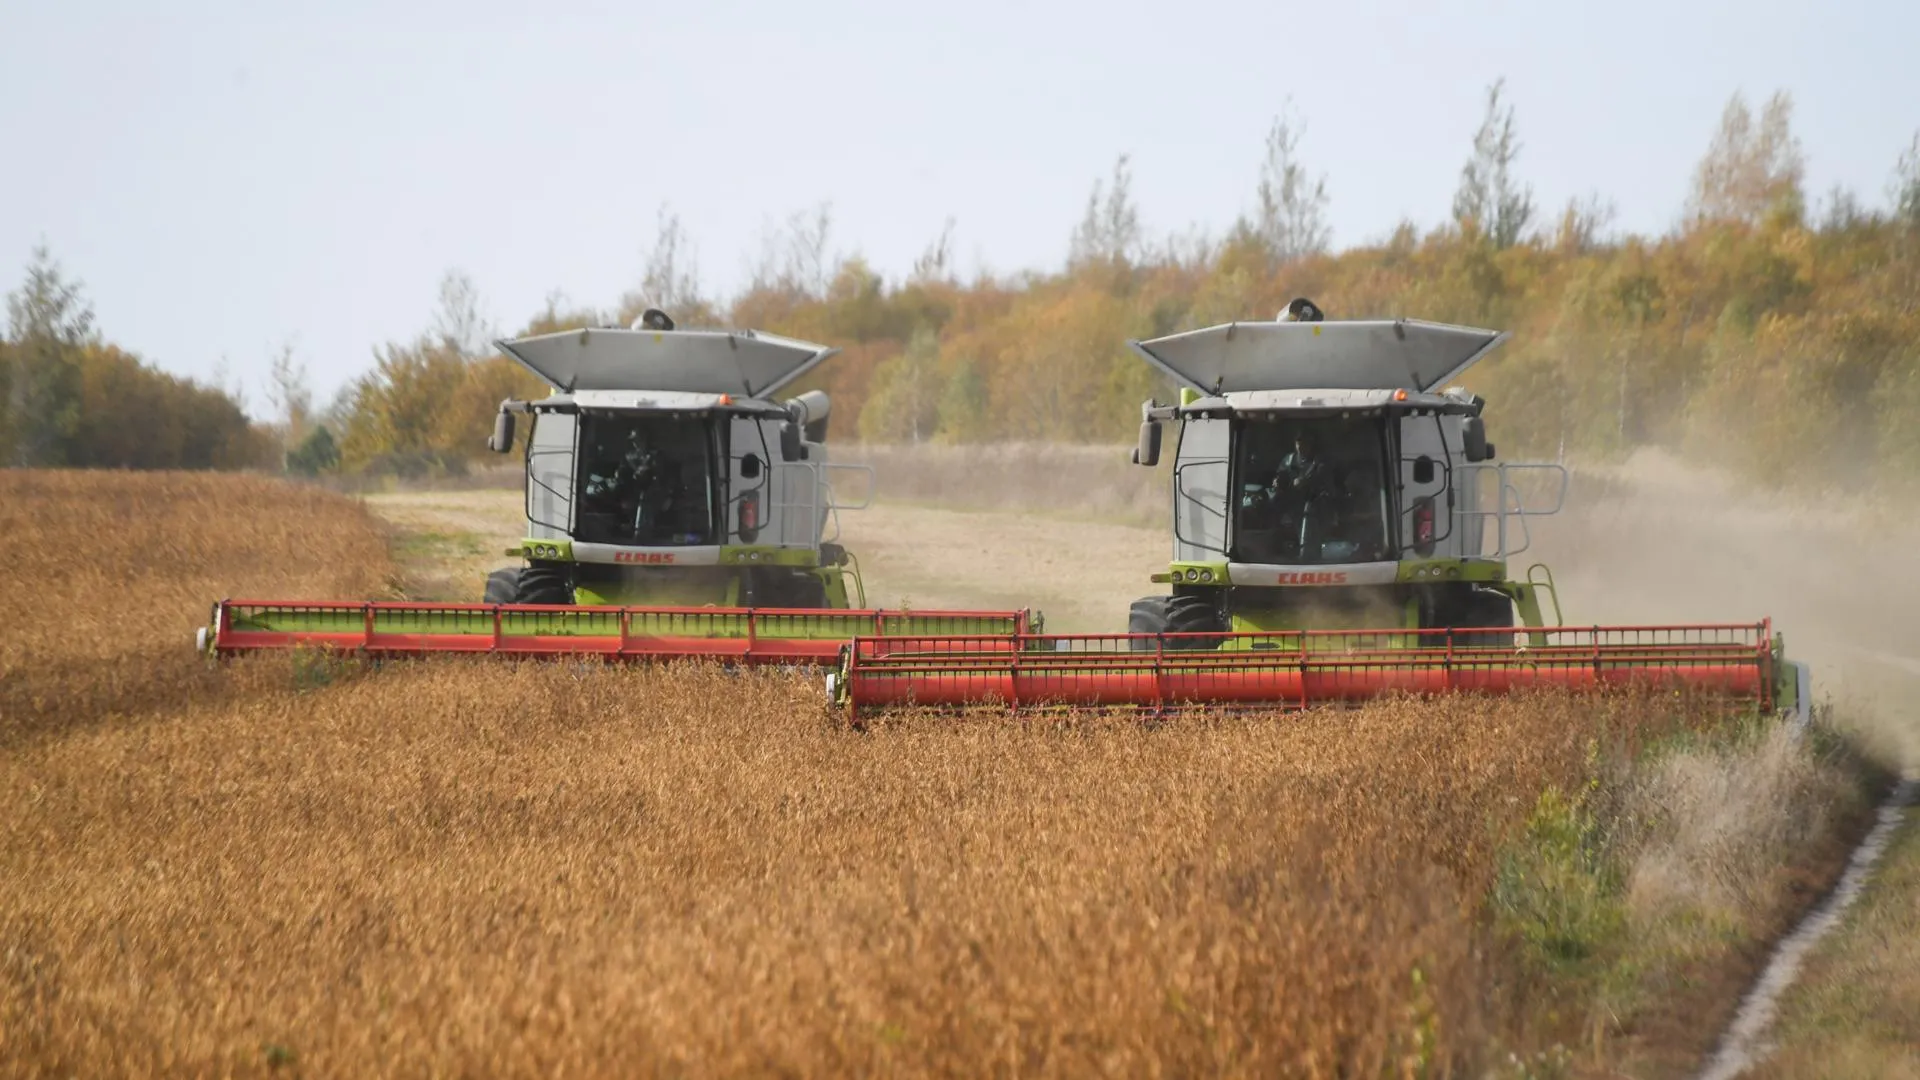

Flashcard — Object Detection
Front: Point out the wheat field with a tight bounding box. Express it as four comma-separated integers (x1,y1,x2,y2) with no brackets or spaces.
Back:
0,471,1867,1078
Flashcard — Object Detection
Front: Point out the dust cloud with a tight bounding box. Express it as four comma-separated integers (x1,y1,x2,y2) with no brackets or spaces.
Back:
849,444,1920,762
1529,449,1920,767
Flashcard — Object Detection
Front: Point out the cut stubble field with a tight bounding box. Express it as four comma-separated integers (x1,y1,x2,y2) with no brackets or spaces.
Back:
0,464,1895,1077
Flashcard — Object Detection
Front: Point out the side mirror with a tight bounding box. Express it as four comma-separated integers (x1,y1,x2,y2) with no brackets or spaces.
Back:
741,453,762,480
779,422,805,462
487,410,515,454
1132,419,1163,467
1412,456,1436,485
1462,418,1491,462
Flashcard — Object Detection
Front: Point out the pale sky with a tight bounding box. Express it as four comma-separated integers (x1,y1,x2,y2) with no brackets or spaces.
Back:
3,0,1916,412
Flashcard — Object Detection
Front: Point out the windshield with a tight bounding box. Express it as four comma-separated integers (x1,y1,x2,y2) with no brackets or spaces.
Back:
573,412,719,546
1231,416,1392,564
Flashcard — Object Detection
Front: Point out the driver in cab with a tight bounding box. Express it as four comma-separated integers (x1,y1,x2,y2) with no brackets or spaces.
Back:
585,429,675,533
1240,429,1350,561
1243,430,1336,511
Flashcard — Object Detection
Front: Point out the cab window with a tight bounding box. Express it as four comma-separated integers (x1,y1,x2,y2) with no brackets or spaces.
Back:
1232,416,1392,564
574,413,719,546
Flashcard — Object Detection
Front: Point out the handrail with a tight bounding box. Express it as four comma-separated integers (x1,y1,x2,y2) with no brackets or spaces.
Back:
1455,462,1570,559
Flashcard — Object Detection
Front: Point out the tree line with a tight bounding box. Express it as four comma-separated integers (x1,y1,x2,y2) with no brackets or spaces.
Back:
0,249,269,470
10,84,1920,491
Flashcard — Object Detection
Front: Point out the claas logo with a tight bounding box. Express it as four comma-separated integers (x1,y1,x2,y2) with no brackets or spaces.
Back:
1276,571,1348,585
614,552,676,564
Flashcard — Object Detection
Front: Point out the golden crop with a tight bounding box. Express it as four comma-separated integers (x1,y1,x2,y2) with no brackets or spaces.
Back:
1,471,1714,1077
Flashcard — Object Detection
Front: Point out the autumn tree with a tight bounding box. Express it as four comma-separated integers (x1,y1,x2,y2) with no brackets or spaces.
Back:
618,204,715,326
1688,91,1805,227
934,355,989,442
1893,131,1920,230
285,426,340,476
337,340,464,473
747,203,838,299
338,269,531,473
858,326,943,443
4,246,94,466
1453,79,1535,248
66,345,269,469
1246,104,1331,265
432,269,493,358
1552,194,1617,254
265,343,313,446
909,217,958,284
1068,155,1143,272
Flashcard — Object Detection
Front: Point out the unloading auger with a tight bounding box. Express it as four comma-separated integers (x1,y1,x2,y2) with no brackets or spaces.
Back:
198,310,1043,663
829,300,1810,721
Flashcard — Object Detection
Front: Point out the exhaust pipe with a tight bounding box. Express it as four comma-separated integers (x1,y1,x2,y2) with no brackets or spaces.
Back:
781,390,832,459
784,390,831,441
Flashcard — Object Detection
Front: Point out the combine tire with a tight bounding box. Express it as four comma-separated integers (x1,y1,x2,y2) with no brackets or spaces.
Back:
483,568,520,604
516,561,574,606
1164,593,1228,649
1128,596,1171,650
1127,594,1226,651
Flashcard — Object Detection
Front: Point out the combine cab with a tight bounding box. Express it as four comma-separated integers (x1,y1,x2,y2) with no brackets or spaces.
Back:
1120,305,1562,641
831,301,1809,719
199,311,1041,662
483,316,867,609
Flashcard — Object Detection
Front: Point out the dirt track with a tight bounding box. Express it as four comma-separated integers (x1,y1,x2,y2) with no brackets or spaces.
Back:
367,490,1163,634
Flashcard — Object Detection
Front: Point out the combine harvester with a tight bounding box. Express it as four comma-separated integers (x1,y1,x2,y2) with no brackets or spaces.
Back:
199,310,1036,665
199,301,1806,722
830,299,1810,720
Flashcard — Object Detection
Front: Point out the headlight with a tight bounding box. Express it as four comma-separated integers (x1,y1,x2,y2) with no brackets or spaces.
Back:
1199,568,1215,583
1185,568,1200,582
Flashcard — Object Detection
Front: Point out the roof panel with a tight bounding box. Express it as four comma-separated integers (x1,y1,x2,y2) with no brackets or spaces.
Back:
496,327,836,396
1130,319,1507,393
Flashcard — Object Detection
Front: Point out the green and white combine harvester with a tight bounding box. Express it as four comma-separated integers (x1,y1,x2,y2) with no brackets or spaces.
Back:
198,309,1039,665
201,303,1807,721
827,299,1810,719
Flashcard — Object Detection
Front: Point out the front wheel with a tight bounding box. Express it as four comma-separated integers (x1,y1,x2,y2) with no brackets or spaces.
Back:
1127,596,1170,651
516,561,575,606
483,568,520,604
1127,594,1226,650
1163,593,1228,649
